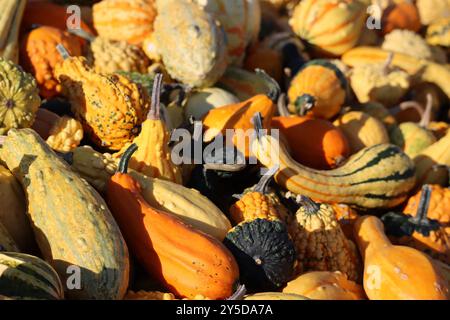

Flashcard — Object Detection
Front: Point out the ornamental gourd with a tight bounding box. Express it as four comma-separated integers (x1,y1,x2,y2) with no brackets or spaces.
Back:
354,215,449,300
382,185,450,264
0,252,64,300
416,0,450,26
203,70,279,157
333,111,390,154
153,0,228,88
54,54,150,151
0,0,26,63
115,75,182,184
93,0,157,45
426,18,450,47
289,0,367,57
0,165,35,252
381,1,421,34
357,102,398,134
288,60,347,120
0,58,40,134
0,129,130,300
46,116,84,153
283,271,365,300
251,113,416,209
107,144,239,299
20,26,82,98
382,30,433,61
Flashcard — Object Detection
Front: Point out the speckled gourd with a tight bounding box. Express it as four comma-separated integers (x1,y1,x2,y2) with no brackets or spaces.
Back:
0,129,130,300
54,56,150,151
0,58,40,134
153,0,228,87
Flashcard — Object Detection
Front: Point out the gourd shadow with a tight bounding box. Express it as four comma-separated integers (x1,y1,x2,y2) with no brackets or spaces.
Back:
413,154,450,190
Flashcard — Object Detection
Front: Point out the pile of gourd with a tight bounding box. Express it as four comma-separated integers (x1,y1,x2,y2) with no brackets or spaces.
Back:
0,0,449,301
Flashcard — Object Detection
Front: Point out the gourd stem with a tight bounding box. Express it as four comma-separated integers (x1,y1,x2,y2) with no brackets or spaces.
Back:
255,69,281,103
252,112,264,140
419,94,433,127
253,165,279,194
56,44,70,60
277,93,290,117
226,284,247,300
148,73,163,120
295,94,315,116
382,52,394,75
118,143,138,174
298,195,320,215
67,28,96,42
389,101,424,118
412,184,432,225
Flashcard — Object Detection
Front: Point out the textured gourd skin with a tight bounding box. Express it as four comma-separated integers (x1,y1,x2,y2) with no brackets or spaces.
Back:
252,135,416,209
154,0,228,87
342,47,450,99
70,146,231,240
20,26,82,98
289,0,367,57
283,271,365,300
0,58,40,134
0,129,130,300
0,165,34,251
46,116,84,153
288,61,347,120
390,122,437,159
93,0,157,45
54,56,150,150
87,37,150,75
334,111,390,154
107,170,239,300
414,131,450,187
354,215,449,300
0,252,64,300
382,30,432,61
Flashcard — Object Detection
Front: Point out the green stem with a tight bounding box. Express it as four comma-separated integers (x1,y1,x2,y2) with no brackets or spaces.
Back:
118,143,138,174
252,112,264,140
295,94,315,116
255,69,281,103
148,73,163,120
298,195,320,215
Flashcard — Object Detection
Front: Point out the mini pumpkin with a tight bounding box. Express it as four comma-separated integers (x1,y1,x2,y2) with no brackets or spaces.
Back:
20,26,82,98
289,0,367,57
93,0,157,45
382,185,450,264
0,58,40,134
54,54,150,150
288,60,348,120
333,111,390,154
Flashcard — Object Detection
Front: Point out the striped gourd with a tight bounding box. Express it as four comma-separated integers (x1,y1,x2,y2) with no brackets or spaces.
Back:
289,0,367,57
251,115,416,209
0,252,64,300
0,129,130,300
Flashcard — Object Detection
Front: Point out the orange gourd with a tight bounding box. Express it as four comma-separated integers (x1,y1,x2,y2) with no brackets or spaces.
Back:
244,43,283,84
202,70,278,157
382,2,422,35
332,203,359,241
271,110,350,170
20,26,82,98
107,144,240,300
354,215,449,300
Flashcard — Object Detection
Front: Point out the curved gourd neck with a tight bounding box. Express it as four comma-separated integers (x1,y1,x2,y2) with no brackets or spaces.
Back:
356,216,392,255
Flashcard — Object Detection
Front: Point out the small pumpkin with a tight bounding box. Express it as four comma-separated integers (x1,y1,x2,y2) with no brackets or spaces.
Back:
223,218,296,291
382,185,450,264
0,58,40,134
354,215,449,300
20,26,82,98
54,54,150,151
333,111,390,154
289,0,367,57
288,59,348,120
283,271,365,300
381,1,421,34
93,0,157,45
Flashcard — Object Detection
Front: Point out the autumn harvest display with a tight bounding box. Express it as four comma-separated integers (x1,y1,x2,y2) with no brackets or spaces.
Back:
1,0,450,301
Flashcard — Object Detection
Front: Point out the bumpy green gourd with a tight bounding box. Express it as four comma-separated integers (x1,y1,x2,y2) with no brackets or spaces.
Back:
0,58,40,134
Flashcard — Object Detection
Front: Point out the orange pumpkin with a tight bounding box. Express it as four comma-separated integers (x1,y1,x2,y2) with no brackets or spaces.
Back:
382,2,422,35
20,26,82,98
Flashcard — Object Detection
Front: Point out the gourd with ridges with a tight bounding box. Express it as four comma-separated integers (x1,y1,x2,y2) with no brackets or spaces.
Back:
288,59,348,120
0,128,130,300
0,252,64,300
68,145,231,240
0,58,40,134
54,54,150,151
251,113,416,210
46,116,84,153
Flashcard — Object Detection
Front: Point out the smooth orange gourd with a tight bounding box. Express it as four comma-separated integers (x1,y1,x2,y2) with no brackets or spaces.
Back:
107,144,240,300
354,215,449,300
